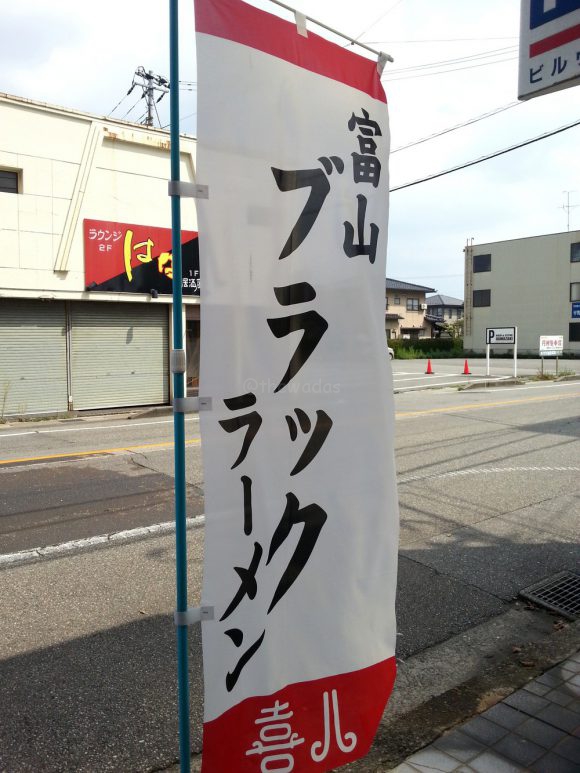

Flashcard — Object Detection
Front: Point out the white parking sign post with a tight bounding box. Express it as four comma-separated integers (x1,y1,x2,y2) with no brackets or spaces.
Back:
486,327,518,377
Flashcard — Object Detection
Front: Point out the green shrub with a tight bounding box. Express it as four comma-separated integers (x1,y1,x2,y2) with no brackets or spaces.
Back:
388,337,464,358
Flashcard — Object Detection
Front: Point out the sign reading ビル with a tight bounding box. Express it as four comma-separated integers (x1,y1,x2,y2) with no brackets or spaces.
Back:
518,0,580,100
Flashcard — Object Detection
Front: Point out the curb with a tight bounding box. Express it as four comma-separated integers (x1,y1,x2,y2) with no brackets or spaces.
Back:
459,377,526,390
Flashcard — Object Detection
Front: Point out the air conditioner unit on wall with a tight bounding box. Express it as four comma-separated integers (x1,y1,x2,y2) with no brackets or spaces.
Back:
420,303,427,310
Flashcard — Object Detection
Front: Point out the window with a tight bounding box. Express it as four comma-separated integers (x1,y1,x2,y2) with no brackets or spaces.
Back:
571,283,580,302
473,289,491,307
406,298,419,311
0,169,19,194
571,243,580,262
570,323,580,342
473,253,491,272
394,296,400,305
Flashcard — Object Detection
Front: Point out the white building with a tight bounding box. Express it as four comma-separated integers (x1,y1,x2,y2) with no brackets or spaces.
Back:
0,93,200,417
464,230,580,356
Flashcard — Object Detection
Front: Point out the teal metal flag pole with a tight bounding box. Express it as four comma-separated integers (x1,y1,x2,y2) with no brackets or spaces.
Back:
169,0,192,770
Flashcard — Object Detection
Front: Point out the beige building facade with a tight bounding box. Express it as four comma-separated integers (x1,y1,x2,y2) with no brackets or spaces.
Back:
385,278,435,340
464,230,580,355
0,93,200,416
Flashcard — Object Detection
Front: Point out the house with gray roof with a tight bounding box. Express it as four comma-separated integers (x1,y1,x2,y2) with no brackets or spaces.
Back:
384,278,436,340
424,293,464,336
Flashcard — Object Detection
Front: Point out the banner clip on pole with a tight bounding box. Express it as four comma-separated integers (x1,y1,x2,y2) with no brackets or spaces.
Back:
173,396,212,413
168,181,209,199
174,606,215,627
377,52,391,76
294,11,308,37
173,397,200,414
171,349,187,374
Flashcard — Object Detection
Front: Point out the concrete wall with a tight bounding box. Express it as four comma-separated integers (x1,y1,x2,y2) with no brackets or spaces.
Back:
464,230,580,355
0,93,198,305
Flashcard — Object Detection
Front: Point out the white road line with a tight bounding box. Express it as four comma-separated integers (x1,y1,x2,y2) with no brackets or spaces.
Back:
0,514,206,568
392,373,478,383
398,466,580,485
3,462,579,568
0,416,200,439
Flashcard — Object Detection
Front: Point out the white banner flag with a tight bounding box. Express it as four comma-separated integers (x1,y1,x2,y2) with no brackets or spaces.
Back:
195,0,399,769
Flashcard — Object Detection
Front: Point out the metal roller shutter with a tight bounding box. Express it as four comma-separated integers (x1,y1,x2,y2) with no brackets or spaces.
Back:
70,302,169,410
0,300,68,416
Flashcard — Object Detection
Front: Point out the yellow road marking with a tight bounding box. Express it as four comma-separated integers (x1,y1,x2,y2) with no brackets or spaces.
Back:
0,438,201,466
396,391,580,418
1,390,578,464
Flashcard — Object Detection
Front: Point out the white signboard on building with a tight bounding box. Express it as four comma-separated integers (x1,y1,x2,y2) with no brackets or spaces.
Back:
539,334,564,355
486,327,516,345
195,0,399,770
519,0,580,100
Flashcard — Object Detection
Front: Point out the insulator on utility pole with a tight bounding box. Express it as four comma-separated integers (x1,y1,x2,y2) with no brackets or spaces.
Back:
130,66,170,127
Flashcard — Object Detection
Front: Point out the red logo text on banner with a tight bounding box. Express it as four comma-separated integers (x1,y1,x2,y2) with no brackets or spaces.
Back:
202,657,396,772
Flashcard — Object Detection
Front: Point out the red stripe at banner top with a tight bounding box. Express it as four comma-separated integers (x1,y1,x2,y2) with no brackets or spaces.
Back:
194,0,387,103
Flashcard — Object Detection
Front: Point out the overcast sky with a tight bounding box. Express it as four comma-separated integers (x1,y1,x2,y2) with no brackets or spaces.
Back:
3,0,580,299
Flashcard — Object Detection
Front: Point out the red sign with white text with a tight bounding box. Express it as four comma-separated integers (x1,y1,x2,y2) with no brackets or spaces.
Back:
203,658,396,772
83,219,199,295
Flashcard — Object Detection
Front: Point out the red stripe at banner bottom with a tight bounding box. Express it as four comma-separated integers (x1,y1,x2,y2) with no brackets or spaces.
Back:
201,657,396,772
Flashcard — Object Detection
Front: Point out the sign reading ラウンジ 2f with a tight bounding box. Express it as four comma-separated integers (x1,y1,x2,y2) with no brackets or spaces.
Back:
83,219,200,295
519,0,580,99
195,0,399,770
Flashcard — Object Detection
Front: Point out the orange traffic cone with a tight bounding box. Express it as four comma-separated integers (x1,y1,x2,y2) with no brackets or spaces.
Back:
463,359,471,375
425,359,434,375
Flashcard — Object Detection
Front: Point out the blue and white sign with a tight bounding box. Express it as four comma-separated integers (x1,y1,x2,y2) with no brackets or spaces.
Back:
519,0,580,99
572,301,580,318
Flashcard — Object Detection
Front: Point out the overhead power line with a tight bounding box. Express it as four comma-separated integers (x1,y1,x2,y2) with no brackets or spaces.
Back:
108,93,131,117
383,54,517,82
384,45,517,75
355,0,408,41
390,117,580,192
365,36,518,44
391,101,521,153
120,96,144,121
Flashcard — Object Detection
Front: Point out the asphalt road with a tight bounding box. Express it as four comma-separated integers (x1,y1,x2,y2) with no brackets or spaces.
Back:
1,377,579,556
391,356,579,392
0,378,579,771
0,416,203,553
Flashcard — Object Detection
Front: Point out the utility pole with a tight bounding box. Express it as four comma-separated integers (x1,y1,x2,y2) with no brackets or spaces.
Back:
560,190,578,232
129,66,170,127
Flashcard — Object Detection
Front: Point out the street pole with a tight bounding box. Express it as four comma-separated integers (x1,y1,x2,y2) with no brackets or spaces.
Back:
169,0,191,771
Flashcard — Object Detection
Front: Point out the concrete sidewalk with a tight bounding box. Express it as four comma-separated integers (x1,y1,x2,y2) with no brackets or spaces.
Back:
0,527,578,772
392,651,580,772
